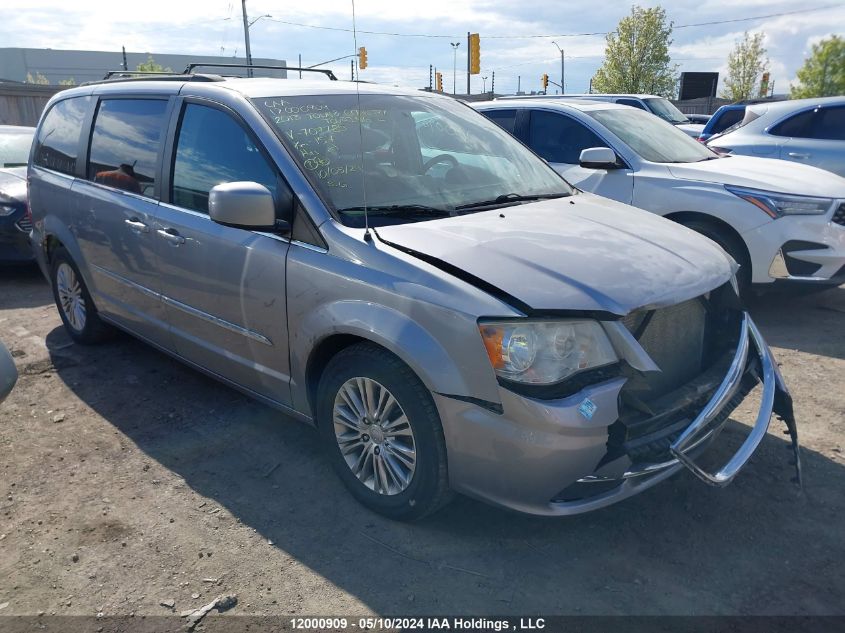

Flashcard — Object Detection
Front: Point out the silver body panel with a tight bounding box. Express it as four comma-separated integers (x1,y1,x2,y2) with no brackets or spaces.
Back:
27,78,791,515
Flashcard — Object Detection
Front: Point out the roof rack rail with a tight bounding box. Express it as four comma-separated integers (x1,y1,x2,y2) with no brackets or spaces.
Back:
183,63,338,80
80,71,224,87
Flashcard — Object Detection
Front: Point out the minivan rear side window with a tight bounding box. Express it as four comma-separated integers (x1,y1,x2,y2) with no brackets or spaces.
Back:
87,99,168,197
33,96,91,176
171,103,277,214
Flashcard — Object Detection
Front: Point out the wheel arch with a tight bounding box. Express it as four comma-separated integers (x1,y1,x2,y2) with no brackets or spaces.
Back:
664,211,752,271
292,301,484,420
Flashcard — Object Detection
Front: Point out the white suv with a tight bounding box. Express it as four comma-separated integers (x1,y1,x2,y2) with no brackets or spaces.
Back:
475,99,845,291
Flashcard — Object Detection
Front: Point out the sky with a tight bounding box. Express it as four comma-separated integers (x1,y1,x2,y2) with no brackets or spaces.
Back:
3,0,844,96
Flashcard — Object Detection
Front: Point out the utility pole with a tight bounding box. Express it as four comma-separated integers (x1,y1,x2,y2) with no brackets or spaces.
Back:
491,71,495,95
121,46,127,71
351,59,354,81
298,53,302,79
241,0,253,77
517,75,521,94
450,42,460,95
429,64,433,90
466,31,471,95
552,41,564,94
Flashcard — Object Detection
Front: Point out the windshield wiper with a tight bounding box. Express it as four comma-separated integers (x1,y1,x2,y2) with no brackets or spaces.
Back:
455,192,568,211
336,204,454,218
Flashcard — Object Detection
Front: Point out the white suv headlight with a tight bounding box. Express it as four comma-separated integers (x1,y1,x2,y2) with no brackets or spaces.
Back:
725,185,833,218
478,320,617,385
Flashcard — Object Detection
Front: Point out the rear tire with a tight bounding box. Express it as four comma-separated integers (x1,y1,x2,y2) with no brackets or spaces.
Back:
50,247,113,344
682,220,751,295
316,343,452,521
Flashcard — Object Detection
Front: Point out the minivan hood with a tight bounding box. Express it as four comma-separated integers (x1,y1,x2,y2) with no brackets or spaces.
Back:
375,194,733,316
668,155,845,198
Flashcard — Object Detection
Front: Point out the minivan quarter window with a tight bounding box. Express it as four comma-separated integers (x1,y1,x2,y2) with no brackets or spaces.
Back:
33,96,91,176
87,98,168,197
172,103,278,214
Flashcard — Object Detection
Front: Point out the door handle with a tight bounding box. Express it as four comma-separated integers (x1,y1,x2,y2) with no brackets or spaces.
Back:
156,228,186,246
787,152,810,159
124,218,149,233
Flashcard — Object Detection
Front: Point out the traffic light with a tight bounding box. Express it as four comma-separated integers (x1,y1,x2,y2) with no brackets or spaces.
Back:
358,46,368,70
469,33,480,75
541,73,549,91
435,72,443,92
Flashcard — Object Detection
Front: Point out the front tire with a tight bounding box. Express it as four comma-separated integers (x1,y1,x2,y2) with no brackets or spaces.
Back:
50,247,113,344
316,343,452,521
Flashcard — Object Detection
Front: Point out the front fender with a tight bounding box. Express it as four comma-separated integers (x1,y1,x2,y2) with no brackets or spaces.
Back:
289,299,494,417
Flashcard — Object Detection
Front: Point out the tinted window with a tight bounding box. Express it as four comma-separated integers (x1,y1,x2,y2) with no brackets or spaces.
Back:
88,99,168,197
712,108,744,134
482,109,517,134
33,96,90,175
770,110,815,137
616,98,647,110
810,106,845,141
172,104,277,214
529,111,605,164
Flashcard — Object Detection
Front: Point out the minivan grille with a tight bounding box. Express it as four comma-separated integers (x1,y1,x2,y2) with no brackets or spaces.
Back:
833,203,845,227
622,297,707,400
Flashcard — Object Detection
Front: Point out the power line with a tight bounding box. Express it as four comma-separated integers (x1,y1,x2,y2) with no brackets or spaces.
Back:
262,3,842,40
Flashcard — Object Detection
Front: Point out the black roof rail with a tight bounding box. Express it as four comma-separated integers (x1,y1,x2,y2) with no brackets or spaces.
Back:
183,63,338,80
81,72,225,87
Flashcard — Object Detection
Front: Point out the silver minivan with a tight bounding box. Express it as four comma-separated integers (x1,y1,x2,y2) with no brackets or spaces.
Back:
28,73,799,519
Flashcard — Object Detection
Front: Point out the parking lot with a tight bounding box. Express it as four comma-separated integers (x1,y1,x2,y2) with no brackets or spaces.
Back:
0,266,843,618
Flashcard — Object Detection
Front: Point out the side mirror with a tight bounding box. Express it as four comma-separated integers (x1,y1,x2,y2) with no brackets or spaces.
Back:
579,147,620,169
209,182,288,231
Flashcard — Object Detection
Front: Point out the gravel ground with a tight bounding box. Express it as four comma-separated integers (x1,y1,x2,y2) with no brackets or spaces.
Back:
0,266,843,619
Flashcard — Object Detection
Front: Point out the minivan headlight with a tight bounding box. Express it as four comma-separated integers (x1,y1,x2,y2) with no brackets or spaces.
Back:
725,185,832,218
478,320,617,384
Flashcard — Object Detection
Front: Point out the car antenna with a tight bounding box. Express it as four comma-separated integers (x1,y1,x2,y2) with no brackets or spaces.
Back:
350,0,371,242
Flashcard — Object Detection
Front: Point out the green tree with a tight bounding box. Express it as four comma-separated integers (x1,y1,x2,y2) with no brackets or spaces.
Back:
58,77,76,86
721,32,769,101
592,5,677,97
136,55,172,73
25,71,50,85
791,35,845,98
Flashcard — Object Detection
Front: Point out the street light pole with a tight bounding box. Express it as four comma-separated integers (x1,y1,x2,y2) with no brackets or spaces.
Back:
241,0,252,77
552,40,564,94
482,76,488,93
450,42,460,95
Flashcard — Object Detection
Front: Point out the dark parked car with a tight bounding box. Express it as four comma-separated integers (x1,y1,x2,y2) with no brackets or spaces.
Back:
698,104,746,142
0,125,35,264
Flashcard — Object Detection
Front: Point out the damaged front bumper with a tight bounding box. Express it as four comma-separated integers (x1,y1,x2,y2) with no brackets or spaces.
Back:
437,312,800,516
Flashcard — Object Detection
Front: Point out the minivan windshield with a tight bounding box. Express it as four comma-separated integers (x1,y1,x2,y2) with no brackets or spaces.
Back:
253,94,572,227
589,108,718,163
643,97,689,124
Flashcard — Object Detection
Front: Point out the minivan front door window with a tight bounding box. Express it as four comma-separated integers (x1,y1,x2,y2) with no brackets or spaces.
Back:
172,104,278,213
528,110,605,164
253,94,571,227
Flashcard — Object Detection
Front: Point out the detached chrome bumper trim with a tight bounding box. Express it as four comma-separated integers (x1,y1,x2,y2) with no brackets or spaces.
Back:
669,313,771,486
551,312,797,515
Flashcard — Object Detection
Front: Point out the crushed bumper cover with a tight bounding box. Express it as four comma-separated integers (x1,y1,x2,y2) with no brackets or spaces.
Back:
438,312,800,516
550,313,800,514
